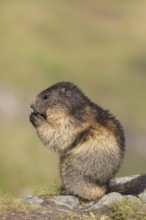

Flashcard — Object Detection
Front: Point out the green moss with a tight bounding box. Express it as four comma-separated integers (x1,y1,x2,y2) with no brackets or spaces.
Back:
0,193,38,213
34,183,61,198
110,199,146,220
0,184,61,213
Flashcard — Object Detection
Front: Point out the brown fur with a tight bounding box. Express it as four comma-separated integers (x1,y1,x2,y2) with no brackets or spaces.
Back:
29,82,130,201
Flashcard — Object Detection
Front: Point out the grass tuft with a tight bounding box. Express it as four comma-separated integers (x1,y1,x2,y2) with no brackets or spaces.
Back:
0,183,61,213
0,193,37,213
34,182,61,199
110,199,146,220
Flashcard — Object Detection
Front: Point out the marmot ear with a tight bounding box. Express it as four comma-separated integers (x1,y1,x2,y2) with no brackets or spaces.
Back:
60,87,68,94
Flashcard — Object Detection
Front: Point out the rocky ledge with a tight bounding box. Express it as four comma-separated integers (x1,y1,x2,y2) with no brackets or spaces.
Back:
1,175,146,220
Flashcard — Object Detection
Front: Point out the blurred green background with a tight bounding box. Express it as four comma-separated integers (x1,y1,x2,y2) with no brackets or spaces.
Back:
0,0,146,196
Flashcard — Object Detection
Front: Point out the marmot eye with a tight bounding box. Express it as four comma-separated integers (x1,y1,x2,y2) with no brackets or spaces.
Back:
43,95,49,100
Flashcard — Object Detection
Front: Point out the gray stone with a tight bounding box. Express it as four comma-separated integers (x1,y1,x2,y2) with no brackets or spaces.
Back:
89,192,124,210
80,201,95,209
138,190,146,201
49,195,80,210
89,193,142,211
125,195,141,203
22,195,44,205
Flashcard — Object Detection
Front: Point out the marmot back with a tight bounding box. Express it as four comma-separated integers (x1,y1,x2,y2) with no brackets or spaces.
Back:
29,82,145,201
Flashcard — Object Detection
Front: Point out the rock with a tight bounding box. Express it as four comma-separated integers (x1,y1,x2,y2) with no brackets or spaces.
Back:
125,195,141,203
138,190,146,201
49,195,80,210
22,195,44,205
89,192,124,210
89,193,141,211
22,175,144,213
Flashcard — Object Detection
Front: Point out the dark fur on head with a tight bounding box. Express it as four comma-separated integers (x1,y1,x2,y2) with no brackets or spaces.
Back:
31,82,90,118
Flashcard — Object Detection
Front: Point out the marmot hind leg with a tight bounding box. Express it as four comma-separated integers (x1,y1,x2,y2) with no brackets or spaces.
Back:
60,172,107,201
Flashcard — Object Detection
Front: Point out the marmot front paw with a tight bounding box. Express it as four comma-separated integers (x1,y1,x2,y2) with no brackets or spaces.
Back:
29,112,46,127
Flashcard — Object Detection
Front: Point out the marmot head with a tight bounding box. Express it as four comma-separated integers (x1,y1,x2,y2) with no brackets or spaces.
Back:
30,82,90,119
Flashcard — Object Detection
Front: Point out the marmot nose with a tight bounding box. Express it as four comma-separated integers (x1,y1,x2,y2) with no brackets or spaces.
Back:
30,98,36,109
30,103,34,109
